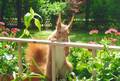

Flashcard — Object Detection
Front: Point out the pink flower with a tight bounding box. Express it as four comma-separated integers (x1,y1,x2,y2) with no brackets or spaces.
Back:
89,29,99,35
2,31,9,36
11,28,20,34
109,38,117,43
105,28,118,34
112,39,117,43
0,22,5,25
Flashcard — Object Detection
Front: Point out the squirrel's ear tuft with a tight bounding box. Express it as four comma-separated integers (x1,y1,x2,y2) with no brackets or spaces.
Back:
56,14,61,31
67,14,74,30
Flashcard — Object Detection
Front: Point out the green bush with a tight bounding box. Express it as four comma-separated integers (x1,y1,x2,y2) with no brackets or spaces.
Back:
68,46,120,81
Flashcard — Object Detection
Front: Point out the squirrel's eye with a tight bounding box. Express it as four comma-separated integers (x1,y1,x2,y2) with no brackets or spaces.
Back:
58,31,61,34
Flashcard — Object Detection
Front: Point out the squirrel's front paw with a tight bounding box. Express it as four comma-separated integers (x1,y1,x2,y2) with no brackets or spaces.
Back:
49,38,57,42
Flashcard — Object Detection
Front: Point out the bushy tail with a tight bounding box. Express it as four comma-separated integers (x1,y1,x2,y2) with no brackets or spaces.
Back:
25,43,49,74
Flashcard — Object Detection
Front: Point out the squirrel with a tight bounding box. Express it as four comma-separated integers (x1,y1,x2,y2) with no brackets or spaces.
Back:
25,14,74,81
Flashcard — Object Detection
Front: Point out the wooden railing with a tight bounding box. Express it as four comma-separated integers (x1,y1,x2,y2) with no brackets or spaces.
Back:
0,37,120,81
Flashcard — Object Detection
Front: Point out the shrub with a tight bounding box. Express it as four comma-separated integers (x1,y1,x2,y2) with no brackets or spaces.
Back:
68,45,120,80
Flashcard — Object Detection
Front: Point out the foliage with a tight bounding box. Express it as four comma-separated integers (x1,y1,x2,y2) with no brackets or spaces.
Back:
89,0,120,30
68,46,120,81
0,42,18,74
20,8,42,38
0,8,44,80
40,1,67,16
0,26,21,80
28,0,120,31
67,28,120,81
68,48,92,79
0,0,16,18
31,0,67,17
1,0,120,30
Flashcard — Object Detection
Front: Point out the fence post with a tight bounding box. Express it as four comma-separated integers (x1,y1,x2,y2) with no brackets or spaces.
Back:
18,42,23,76
92,49,97,58
51,45,56,81
92,49,97,81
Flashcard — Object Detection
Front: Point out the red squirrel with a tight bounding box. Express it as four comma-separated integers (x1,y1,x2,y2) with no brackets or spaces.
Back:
25,14,74,81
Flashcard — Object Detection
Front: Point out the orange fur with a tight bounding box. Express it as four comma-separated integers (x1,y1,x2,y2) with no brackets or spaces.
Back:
25,43,72,81
26,43,49,74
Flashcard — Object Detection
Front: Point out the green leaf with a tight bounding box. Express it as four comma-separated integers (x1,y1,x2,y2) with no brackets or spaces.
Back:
0,42,2,48
30,8,35,15
24,12,33,28
24,29,30,36
76,63,87,71
34,13,43,21
34,18,41,31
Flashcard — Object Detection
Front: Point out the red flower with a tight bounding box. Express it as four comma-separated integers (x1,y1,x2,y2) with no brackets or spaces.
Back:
89,29,99,35
11,28,20,34
0,22,5,25
105,28,118,34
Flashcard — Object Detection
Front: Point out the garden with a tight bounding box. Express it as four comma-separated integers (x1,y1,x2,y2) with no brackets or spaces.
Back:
0,0,120,81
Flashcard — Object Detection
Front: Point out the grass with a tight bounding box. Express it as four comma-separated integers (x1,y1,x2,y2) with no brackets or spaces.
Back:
30,30,120,45
32,30,52,39
69,31,105,43
32,30,106,43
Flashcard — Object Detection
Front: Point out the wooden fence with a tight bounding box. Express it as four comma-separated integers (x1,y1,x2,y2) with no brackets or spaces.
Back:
0,37,120,81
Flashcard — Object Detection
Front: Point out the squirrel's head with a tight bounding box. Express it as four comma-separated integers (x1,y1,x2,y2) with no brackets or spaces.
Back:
48,14,74,42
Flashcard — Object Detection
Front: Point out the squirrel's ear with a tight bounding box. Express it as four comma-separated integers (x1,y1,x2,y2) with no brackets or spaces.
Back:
67,14,74,30
56,14,61,31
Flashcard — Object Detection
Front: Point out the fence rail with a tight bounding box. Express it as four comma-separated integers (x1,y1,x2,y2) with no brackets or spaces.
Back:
0,37,120,50
0,37,120,81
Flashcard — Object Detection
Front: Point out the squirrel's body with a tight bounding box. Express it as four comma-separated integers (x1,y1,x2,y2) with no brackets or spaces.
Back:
25,14,74,81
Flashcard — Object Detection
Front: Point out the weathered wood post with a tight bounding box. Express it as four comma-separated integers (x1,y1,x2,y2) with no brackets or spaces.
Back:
92,49,97,81
18,42,23,77
51,45,56,81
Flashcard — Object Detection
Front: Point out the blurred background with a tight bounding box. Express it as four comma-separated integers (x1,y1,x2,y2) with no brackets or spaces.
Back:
0,0,120,32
